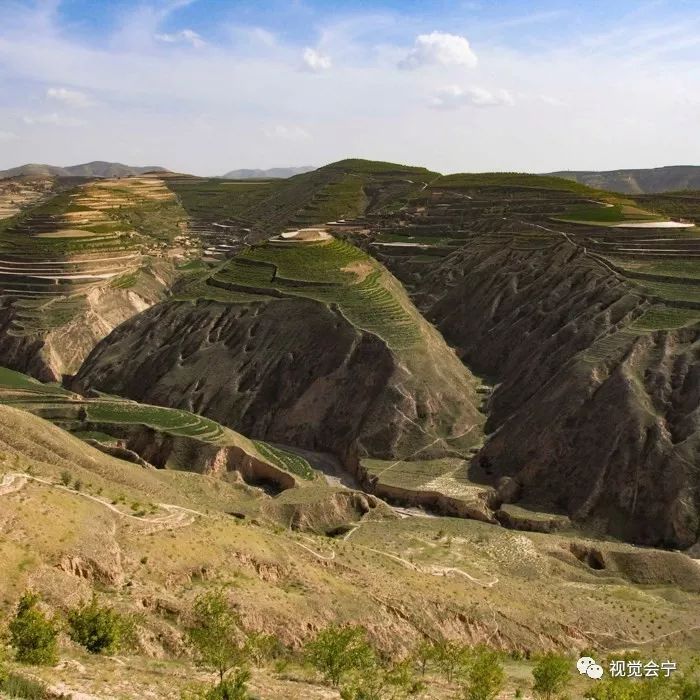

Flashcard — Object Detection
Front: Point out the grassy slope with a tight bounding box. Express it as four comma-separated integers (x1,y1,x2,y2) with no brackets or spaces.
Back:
1,405,699,698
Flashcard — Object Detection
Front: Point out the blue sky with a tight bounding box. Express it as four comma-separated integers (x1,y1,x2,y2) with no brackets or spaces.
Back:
1,0,699,174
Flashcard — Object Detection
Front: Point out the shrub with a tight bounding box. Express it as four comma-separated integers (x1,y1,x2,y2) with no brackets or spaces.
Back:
67,595,129,654
182,668,252,700
59,471,71,487
414,640,437,675
532,653,571,699
462,647,504,700
305,625,376,687
244,632,284,665
8,591,59,665
340,659,423,700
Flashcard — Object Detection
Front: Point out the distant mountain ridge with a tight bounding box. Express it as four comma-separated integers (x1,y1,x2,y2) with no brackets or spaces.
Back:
548,165,700,194
220,165,316,179
0,161,168,180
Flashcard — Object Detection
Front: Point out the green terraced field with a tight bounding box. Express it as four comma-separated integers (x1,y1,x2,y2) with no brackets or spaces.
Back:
434,172,602,195
0,367,70,395
606,257,700,279
0,366,318,483
84,401,226,441
555,203,664,226
165,177,282,223
253,441,315,480
210,238,424,350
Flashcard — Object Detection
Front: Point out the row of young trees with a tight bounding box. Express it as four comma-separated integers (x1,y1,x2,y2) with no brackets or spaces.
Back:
3,588,700,699
183,588,570,699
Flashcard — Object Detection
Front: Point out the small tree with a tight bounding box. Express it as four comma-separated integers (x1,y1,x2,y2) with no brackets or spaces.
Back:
414,640,437,676
67,594,126,654
462,647,504,700
8,591,59,665
188,589,246,685
432,639,472,682
183,668,252,700
532,653,571,700
305,624,376,687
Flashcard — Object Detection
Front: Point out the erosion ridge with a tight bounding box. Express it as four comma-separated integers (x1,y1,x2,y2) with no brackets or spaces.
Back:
337,174,700,549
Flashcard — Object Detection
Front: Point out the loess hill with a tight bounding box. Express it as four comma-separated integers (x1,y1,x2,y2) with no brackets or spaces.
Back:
3,158,700,695
72,234,486,469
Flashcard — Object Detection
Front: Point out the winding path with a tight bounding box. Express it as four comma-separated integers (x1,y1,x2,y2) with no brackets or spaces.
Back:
0,472,202,529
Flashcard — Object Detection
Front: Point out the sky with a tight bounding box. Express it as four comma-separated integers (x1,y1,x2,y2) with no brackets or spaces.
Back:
0,0,699,175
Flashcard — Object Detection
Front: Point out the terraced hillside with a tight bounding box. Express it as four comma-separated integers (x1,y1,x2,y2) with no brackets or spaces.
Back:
73,233,485,491
0,366,313,489
0,175,190,380
166,159,438,246
336,172,700,549
550,165,700,194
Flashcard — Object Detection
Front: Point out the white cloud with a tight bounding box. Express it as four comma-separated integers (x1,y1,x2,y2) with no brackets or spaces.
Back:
265,125,311,142
23,113,87,127
399,32,477,70
46,86,93,108
155,28,205,48
431,84,514,109
302,47,332,72
539,94,566,107
0,131,17,141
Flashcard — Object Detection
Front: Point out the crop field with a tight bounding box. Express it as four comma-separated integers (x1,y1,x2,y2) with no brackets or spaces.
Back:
360,456,492,512
630,306,700,330
165,176,282,223
0,176,187,309
253,441,315,480
434,172,603,195
555,203,663,225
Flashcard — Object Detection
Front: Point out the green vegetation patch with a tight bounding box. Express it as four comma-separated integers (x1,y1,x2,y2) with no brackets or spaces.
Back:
630,306,700,330
434,172,603,195
253,441,315,480
85,401,225,441
0,367,71,395
555,202,663,225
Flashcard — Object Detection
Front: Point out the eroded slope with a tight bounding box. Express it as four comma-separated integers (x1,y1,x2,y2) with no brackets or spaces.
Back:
73,236,484,466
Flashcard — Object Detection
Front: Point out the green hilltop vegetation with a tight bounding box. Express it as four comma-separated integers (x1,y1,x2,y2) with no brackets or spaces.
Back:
0,366,315,483
167,159,440,234
433,171,609,196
